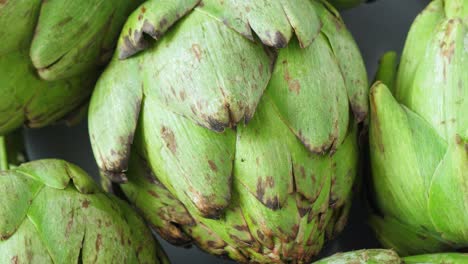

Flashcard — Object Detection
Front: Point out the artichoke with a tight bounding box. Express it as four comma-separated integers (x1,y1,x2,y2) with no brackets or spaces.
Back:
89,0,368,263
0,159,169,264
0,0,142,135
369,0,467,256
313,249,468,264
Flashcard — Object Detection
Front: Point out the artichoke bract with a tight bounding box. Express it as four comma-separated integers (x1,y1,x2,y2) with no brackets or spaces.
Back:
0,159,169,264
89,0,368,262
313,249,468,264
0,0,142,135
369,0,467,256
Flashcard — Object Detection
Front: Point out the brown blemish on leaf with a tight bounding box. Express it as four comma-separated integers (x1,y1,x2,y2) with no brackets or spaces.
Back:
283,60,301,95
208,160,218,172
82,200,90,208
161,126,177,155
159,18,168,28
299,166,306,179
179,91,186,101
256,179,266,202
148,190,159,198
65,209,75,237
95,234,102,252
234,225,249,232
256,230,265,240
191,44,202,62
57,17,73,27
141,6,147,13
10,256,18,264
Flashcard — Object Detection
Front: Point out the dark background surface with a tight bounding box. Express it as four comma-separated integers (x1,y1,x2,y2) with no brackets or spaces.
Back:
25,0,428,263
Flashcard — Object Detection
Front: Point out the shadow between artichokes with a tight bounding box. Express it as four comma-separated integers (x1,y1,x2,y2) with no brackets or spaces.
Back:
0,0,142,135
368,0,467,256
0,158,169,264
89,0,369,263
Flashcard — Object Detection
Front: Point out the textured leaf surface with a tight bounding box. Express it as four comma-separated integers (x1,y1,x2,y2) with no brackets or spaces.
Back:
89,0,367,262
0,160,166,264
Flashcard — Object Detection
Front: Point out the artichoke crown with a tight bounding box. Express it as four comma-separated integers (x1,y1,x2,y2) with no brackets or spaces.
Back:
89,0,368,262
369,0,467,255
0,159,168,264
0,0,141,135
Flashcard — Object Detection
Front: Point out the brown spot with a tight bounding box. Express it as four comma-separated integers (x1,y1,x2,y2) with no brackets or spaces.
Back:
283,61,301,94
159,18,168,28
82,200,90,208
161,126,177,155
233,225,249,232
298,206,309,217
65,210,75,237
57,17,73,27
299,166,306,179
265,197,280,210
265,176,275,188
191,44,202,62
208,160,218,172
256,179,265,202
10,256,18,264
0,0,8,5
256,230,265,241
179,90,186,101
138,14,143,21
148,190,159,198
141,6,146,13
95,234,102,252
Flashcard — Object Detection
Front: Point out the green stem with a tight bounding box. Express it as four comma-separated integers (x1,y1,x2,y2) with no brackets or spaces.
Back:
0,136,9,171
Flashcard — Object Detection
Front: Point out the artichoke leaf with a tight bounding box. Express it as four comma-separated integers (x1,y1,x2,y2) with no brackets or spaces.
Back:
369,215,450,256
0,171,43,240
312,249,401,264
0,0,41,56
267,35,349,154
399,18,467,141
428,135,468,245
30,0,141,80
118,0,200,59
395,0,445,99
140,10,271,132
137,96,236,219
369,83,446,230
122,153,195,245
403,253,468,263
317,1,369,122
89,56,142,183
0,218,52,264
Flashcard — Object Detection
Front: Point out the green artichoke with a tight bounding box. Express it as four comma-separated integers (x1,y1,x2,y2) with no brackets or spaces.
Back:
89,0,368,262
0,159,169,264
327,0,365,10
0,0,142,135
313,249,468,264
369,0,467,256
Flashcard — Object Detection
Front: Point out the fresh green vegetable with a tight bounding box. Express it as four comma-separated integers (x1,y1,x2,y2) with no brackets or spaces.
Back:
369,0,467,256
0,0,142,135
0,159,169,264
313,249,467,264
89,0,368,263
